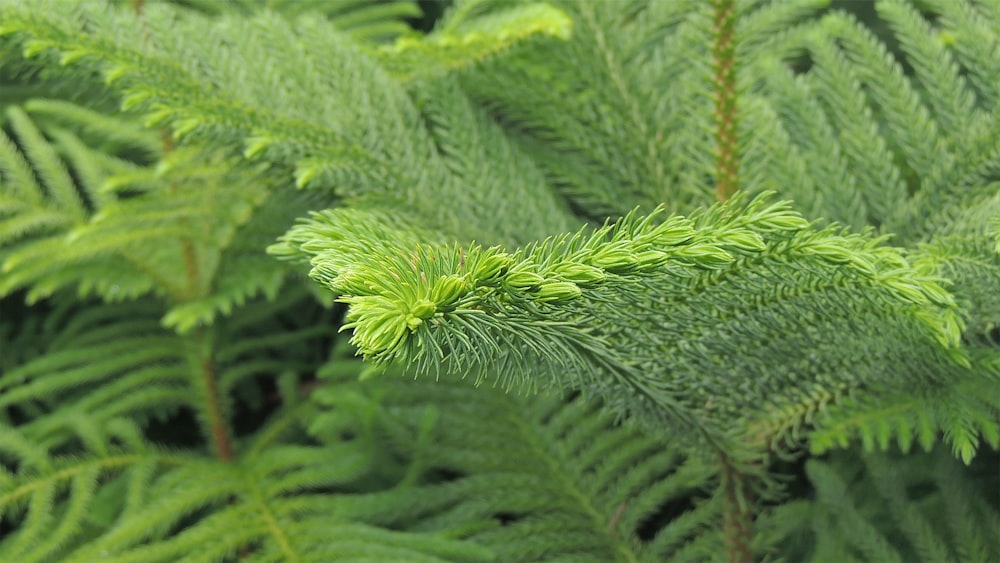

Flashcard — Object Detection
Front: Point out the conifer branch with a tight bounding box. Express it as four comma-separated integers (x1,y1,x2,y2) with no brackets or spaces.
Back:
275,193,968,469
374,3,572,84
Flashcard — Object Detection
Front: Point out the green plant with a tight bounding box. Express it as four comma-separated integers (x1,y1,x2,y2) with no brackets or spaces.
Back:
0,0,997,561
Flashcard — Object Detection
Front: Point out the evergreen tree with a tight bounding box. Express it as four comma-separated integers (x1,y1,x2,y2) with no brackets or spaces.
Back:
0,0,997,561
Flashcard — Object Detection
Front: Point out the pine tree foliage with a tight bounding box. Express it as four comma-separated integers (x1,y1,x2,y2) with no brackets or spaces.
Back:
273,192,969,466
169,0,422,43
374,3,573,84
754,448,1000,562
0,291,403,561
0,0,997,560
307,359,724,562
0,387,493,562
0,103,319,331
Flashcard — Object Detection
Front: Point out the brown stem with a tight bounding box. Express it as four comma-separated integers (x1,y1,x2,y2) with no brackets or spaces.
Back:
160,127,174,153
712,0,739,201
180,238,199,299
721,457,754,563
195,327,233,461
130,0,230,463
179,213,229,460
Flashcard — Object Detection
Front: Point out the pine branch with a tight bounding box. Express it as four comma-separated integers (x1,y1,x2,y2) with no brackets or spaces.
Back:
1,106,317,332
1,0,579,249
0,426,187,563
455,0,710,216
175,0,422,42
757,448,1000,561
0,418,491,562
307,365,722,562
0,301,191,446
807,344,1000,464
275,193,967,466
374,2,572,84
877,0,981,145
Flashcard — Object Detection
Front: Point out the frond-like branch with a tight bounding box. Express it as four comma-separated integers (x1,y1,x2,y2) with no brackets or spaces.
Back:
374,2,572,84
276,193,966,461
1,105,311,331
308,366,723,562
753,448,1000,561
0,300,191,445
176,0,422,43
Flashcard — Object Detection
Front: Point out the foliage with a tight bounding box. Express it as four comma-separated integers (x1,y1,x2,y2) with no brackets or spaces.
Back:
0,0,997,561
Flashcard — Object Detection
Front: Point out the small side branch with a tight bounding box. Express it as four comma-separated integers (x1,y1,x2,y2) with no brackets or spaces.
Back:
712,0,739,201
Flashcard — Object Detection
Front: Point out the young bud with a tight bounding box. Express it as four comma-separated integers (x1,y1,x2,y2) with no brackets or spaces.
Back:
405,313,424,331
409,298,437,320
632,250,669,270
674,244,733,269
350,313,407,355
753,212,810,232
331,267,374,295
535,281,582,303
801,242,852,264
429,274,470,306
880,277,930,305
551,262,606,286
472,251,513,282
918,281,956,308
504,270,547,291
342,296,409,354
651,218,695,247
719,229,767,253
847,254,876,278
588,244,638,273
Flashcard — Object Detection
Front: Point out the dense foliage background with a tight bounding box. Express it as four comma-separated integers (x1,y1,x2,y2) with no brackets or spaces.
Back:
0,0,998,561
